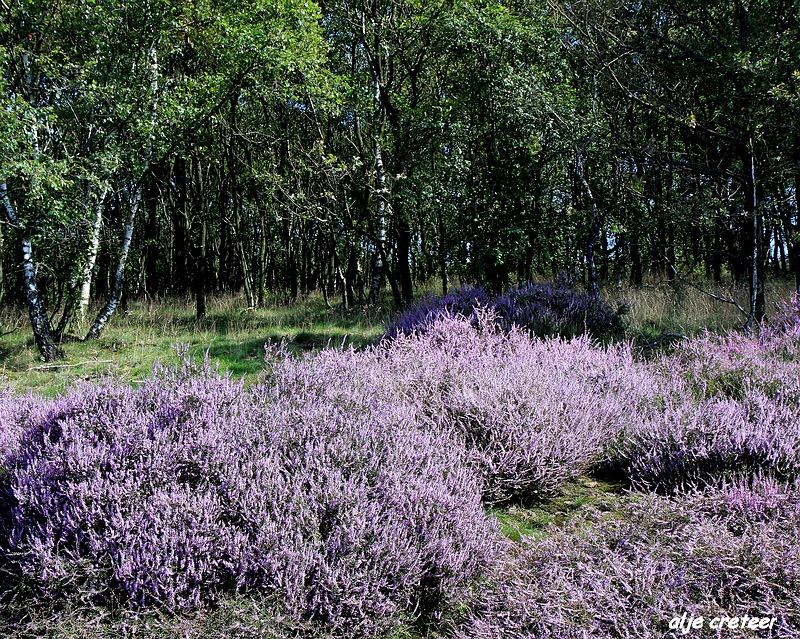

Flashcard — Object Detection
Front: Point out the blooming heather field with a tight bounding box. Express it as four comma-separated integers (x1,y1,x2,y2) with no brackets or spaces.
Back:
1,295,799,637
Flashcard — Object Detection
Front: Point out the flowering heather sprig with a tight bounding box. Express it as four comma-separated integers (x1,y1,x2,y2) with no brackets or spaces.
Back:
0,392,45,548
692,473,800,531
386,278,621,340
0,391,47,463
0,358,498,636
454,478,800,638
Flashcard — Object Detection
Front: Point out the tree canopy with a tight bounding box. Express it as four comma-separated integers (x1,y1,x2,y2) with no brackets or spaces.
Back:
1,0,798,358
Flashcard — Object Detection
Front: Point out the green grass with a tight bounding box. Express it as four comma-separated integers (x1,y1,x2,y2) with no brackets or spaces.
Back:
0,293,391,397
490,476,627,543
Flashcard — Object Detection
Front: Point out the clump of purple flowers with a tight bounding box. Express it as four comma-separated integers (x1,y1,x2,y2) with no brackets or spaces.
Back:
289,309,656,504
762,291,800,342
494,279,621,339
455,475,800,638
602,309,800,491
0,354,498,636
2,301,800,636
384,285,493,339
603,392,800,492
378,311,650,503
386,277,621,340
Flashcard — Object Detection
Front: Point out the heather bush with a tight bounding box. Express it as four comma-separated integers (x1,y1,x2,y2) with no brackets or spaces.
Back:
603,392,800,491
270,312,663,504
493,279,621,339
762,291,800,342
0,392,45,576
671,328,800,403
386,278,621,341
455,476,800,638
603,311,800,491
5,301,800,636
378,313,654,503
661,294,800,405
0,391,43,464
385,285,493,340
0,355,499,636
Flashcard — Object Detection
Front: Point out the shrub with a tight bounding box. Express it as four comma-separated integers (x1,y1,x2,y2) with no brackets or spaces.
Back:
0,391,42,465
272,311,661,504
602,315,800,491
603,392,800,492
386,277,621,341
379,312,653,503
493,279,620,339
6,304,799,636
0,356,498,637
455,476,800,638
669,329,800,403
762,292,800,342
385,285,493,339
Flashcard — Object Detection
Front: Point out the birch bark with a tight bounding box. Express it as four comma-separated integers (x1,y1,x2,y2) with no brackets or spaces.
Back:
1,180,62,360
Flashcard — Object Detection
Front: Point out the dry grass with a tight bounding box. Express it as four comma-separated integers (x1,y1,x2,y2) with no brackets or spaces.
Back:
603,276,798,342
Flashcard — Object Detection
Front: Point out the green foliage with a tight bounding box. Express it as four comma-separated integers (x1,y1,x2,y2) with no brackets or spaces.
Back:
1,0,798,357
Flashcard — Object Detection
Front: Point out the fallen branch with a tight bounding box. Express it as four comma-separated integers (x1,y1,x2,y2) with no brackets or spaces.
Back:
28,359,114,371
640,332,684,350
666,259,749,319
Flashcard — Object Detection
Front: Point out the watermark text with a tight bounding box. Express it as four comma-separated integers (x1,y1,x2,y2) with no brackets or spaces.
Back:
669,612,777,634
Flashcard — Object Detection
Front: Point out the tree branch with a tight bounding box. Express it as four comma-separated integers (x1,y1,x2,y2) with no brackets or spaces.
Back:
666,257,749,319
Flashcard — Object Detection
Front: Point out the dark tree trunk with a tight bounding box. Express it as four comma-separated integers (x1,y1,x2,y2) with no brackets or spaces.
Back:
743,139,765,328
630,233,643,287
288,248,299,303
144,175,160,296
195,217,207,319
345,248,358,308
666,225,676,282
712,219,723,284
369,158,388,304
576,154,600,296
1,180,62,361
170,160,190,295
191,158,208,320
395,215,413,307
437,209,448,296
794,142,800,291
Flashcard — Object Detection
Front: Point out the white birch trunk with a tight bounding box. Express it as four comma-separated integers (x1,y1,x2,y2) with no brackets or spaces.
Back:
369,78,388,303
77,188,106,323
86,189,138,340
86,42,158,339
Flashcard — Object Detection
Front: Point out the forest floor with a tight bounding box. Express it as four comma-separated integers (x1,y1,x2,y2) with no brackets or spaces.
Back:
0,294,390,396
0,282,796,639
1,277,799,638
1,277,795,396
